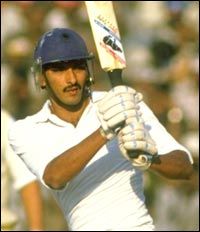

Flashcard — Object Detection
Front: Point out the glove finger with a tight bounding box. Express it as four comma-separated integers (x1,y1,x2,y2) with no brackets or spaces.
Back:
98,89,132,106
106,112,127,128
126,116,144,124
124,109,143,123
124,140,146,150
103,103,140,120
107,110,143,128
98,86,139,109
98,93,138,113
123,140,157,155
119,142,130,160
120,128,157,153
121,122,145,135
121,130,146,141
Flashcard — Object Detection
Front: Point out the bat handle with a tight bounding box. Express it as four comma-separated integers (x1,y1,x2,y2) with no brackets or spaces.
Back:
107,69,124,133
107,69,123,87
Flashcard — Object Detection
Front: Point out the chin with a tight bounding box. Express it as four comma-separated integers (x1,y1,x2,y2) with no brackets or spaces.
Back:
63,96,83,106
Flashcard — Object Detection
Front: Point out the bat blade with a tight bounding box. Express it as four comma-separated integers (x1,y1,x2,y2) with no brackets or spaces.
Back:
85,1,126,86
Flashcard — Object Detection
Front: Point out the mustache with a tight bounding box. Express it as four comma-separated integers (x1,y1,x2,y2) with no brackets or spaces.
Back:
63,84,81,92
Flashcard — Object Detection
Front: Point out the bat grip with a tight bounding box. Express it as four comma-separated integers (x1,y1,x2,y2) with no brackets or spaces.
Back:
107,69,123,87
107,69,124,133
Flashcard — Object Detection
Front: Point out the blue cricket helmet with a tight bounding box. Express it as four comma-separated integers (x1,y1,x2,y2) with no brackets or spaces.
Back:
33,28,93,65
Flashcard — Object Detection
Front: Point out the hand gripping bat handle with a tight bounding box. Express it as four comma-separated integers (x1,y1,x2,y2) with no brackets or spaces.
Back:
107,69,125,132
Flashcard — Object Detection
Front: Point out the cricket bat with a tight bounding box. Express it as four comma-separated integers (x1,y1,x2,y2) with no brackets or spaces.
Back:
85,2,152,160
85,1,126,87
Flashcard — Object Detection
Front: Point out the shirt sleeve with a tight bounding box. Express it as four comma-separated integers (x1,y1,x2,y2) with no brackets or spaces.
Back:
140,101,193,164
8,120,58,189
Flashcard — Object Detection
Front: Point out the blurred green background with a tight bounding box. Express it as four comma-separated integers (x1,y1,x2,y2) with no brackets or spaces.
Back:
1,1,199,231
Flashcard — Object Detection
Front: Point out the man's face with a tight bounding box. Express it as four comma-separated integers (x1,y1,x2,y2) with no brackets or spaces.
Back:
42,60,89,107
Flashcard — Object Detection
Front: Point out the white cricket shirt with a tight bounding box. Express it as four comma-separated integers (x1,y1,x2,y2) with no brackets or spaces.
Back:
8,92,192,231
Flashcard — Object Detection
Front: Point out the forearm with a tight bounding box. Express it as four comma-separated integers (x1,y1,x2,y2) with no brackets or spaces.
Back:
149,150,194,180
43,128,107,189
20,181,44,230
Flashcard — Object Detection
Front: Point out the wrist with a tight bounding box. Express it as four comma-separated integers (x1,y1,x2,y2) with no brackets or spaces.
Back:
99,127,110,142
99,126,107,139
99,126,114,141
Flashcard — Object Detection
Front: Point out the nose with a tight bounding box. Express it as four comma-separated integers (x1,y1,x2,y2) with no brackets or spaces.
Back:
65,68,77,85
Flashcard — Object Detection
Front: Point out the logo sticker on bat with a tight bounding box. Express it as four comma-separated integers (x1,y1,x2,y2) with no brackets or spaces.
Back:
103,35,122,52
94,17,125,65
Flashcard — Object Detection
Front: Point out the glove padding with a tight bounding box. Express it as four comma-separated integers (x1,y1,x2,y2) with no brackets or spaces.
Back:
96,86,143,140
118,119,158,170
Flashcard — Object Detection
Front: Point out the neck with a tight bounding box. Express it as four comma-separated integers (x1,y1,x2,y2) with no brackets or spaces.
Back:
49,97,90,127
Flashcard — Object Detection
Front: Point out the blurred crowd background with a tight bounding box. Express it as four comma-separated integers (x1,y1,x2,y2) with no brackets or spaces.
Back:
1,1,199,231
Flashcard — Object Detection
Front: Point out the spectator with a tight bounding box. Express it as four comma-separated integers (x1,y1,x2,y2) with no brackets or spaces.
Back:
1,109,44,231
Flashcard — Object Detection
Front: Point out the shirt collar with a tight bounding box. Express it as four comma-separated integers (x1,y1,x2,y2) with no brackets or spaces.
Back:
34,100,94,127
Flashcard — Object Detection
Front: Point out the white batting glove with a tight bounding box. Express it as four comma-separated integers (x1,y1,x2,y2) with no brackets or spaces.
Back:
118,118,158,170
96,86,143,140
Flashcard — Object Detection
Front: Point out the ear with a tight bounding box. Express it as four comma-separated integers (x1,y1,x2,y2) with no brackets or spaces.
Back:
38,74,46,89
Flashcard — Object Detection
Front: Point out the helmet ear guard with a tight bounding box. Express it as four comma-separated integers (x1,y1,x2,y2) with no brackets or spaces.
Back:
31,57,43,90
86,54,95,86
